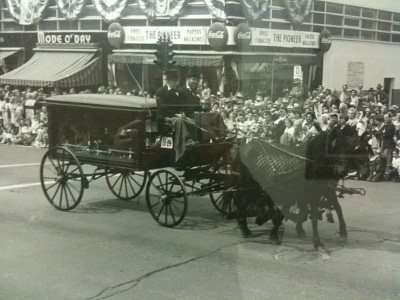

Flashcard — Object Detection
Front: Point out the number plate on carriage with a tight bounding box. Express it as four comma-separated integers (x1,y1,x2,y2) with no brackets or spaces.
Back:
160,136,173,149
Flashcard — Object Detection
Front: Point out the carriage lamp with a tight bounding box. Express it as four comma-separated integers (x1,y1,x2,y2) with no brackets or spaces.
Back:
145,115,158,133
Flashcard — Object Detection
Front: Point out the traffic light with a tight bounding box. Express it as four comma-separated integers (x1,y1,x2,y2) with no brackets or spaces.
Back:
153,33,175,71
166,38,176,68
154,38,165,69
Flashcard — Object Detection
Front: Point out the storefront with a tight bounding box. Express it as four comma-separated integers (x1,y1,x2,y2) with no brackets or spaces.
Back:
0,31,110,90
107,22,322,98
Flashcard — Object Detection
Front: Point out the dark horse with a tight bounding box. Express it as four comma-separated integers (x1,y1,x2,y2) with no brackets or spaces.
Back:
236,128,369,250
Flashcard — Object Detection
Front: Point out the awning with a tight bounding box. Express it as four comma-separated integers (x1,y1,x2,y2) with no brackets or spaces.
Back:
0,49,102,87
108,53,224,67
0,49,20,66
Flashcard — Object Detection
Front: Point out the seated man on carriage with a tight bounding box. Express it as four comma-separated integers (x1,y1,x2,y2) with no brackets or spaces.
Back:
155,70,227,165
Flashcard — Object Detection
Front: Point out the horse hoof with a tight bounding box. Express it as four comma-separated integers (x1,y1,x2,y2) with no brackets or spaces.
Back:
238,227,253,238
339,231,348,240
268,237,281,245
314,240,325,250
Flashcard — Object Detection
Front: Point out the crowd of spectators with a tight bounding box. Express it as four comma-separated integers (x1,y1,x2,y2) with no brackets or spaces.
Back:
1,81,400,183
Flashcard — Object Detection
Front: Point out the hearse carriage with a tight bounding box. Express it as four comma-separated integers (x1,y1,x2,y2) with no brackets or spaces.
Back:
39,94,236,227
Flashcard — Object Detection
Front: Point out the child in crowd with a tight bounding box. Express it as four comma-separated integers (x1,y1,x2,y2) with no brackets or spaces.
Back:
1,122,17,144
35,122,48,148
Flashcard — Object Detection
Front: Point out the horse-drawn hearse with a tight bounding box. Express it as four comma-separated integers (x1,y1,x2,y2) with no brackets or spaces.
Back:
39,93,236,227
39,93,367,249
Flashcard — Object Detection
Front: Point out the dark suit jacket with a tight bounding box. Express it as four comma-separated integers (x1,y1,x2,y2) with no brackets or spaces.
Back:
178,86,201,116
376,122,396,149
155,85,183,121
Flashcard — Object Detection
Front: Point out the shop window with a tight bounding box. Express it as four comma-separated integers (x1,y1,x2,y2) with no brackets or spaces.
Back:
377,32,391,42
326,3,343,14
270,0,285,9
150,19,178,26
326,27,342,38
313,25,324,33
344,29,359,39
42,6,57,19
361,30,375,41
119,19,147,27
378,10,392,21
345,5,360,17
59,20,79,31
378,21,391,32
180,19,210,26
24,24,37,31
271,8,286,20
3,22,24,31
326,15,342,26
362,19,375,30
271,22,291,30
298,24,311,32
344,17,359,27
80,5,101,18
80,20,101,30
313,1,325,12
393,24,400,32
392,34,400,43
362,8,376,19
1,9,13,19
313,13,324,24
394,13,400,22
37,21,55,31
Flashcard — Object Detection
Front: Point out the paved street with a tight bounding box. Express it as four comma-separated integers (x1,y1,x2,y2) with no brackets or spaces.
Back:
0,144,400,300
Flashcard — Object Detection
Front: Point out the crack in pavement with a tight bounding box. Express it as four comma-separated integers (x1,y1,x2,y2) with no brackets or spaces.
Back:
86,241,246,300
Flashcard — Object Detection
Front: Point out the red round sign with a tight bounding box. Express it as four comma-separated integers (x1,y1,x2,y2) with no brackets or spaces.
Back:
208,23,228,51
107,23,124,48
234,23,252,50
319,29,332,52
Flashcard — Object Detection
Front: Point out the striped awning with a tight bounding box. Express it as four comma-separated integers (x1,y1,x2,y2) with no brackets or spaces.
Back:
0,49,19,66
109,53,224,67
0,49,102,87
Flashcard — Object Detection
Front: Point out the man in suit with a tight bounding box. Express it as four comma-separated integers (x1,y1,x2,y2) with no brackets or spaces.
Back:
337,84,350,104
178,70,201,117
155,70,183,121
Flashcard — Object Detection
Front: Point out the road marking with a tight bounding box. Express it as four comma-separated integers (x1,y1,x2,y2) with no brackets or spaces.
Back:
0,163,40,169
0,181,53,191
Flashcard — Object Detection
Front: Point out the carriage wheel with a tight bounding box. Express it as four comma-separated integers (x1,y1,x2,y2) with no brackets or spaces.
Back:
209,163,238,215
106,169,147,200
146,169,188,227
40,146,86,211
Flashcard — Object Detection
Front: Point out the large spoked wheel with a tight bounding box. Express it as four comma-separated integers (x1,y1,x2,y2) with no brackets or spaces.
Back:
106,169,147,200
40,146,86,211
146,169,188,227
209,163,238,215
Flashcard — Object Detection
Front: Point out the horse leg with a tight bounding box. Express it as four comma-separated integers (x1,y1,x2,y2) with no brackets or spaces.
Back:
234,190,252,238
296,222,306,238
310,202,324,250
269,208,283,245
331,196,347,240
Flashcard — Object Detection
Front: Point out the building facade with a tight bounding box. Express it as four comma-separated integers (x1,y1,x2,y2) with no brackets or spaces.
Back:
0,0,399,103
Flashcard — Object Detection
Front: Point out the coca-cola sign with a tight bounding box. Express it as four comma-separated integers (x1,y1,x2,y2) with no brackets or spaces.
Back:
319,29,332,52
208,23,228,50
234,23,252,50
107,23,125,48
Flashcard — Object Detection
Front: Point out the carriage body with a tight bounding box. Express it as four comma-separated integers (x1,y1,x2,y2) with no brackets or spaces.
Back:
40,93,236,226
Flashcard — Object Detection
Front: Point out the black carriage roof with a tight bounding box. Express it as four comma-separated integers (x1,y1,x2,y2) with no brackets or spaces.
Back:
42,94,157,111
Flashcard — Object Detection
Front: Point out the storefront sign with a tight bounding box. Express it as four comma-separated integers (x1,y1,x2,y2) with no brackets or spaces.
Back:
251,28,319,48
38,32,93,44
234,23,252,50
293,65,303,81
319,29,332,52
208,23,228,50
107,23,125,48
124,26,208,45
